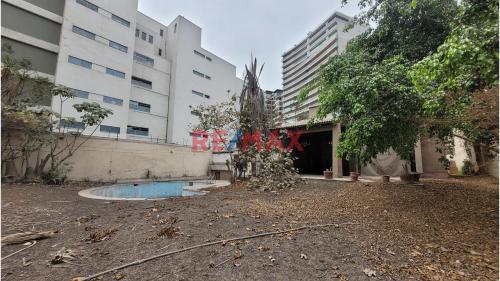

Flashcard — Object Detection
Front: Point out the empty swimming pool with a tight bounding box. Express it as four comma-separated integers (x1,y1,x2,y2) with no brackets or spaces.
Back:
79,181,214,200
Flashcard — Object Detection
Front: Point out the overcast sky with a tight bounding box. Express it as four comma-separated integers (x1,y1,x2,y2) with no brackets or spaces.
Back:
138,0,362,90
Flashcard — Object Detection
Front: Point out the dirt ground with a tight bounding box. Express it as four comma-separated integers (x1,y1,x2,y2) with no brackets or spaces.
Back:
1,177,498,281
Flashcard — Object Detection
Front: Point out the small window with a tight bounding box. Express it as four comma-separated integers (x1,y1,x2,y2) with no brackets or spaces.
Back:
190,110,201,117
192,90,204,98
192,70,205,78
160,29,164,36
71,88,89,99
206,56,212,62
129,100,151,112
103,95,123,106
68,56,92,69
100,125,120,134
72,25,95,40
133,52,154,66
205,75,211,80
158,48,162,56
127,125,149,136
106,67,125,79
76,0,98,12
135,29,139,37
192,90,209,99
131,76,152,89
194,50,205,59
174,23,177,33
109,40,128,53
111,14,130,27
148,35,153,44
141,32,147,41
60,119,85,130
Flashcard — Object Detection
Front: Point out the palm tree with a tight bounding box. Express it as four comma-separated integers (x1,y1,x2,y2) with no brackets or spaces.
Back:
239,56,267,135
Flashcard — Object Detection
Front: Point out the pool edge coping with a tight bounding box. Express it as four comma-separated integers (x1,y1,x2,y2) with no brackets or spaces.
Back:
78,180,231,201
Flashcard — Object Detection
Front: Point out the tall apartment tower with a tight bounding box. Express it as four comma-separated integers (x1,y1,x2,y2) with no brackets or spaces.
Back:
1,0,242,144
281,12,368,124
265,89,284,124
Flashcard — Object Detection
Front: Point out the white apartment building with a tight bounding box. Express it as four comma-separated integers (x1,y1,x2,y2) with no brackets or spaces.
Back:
2,0,242,144
164,16,243,145
281,12,368,123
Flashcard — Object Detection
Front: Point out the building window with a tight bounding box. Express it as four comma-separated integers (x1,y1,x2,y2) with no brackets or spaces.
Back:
194,50,212,61
111,14,130,27
68,56,92,69
109,40,128,53
174,23,177,33
135,29,139,37
160,29,164,36
158,48,162,56
141,32,147,41
76,0,98,12
106,67,125,79
190,110,201,117
72,25,95,40
192,70,205,78
192,90,210,99
131,76,152,89
193,70,211,80
71,88,89,99
148,35,153,44
194,50,205,59
60,119,85,130
103,96,123,106
100,125,120,134
133,52,154,66
129,100,151,112
127,125,149,136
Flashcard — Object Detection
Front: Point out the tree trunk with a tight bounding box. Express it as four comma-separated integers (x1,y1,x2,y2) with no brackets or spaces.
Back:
474,141,486,174
4,160,19,181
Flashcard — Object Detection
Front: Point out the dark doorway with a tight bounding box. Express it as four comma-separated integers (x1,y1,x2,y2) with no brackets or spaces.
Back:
292,131,332,174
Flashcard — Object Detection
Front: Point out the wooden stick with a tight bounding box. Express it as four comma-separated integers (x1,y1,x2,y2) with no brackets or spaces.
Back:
2,231,56,245
1,241,37,260
76,223,338,281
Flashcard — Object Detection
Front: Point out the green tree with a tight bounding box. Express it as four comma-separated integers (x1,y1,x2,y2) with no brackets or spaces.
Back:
301,0,456,167
1,44,112,183
410,0,499,159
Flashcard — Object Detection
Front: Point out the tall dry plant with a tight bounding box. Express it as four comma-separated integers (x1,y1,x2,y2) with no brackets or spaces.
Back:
239,56,267,135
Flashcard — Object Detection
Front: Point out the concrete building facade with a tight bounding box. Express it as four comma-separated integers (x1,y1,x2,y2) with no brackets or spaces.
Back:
265,89,284,124
1,0,242,144
281,12,368,123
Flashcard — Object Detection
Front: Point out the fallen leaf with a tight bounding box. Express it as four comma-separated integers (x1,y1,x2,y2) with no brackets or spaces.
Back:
234,250,243,259
115,272,125,280
363,268,377,277
385,249,396,256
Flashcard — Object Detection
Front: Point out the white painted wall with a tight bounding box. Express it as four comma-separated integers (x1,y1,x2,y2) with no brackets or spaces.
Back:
53,1,242,145
165,16,243,145
54,0,138,138
128,12,171,140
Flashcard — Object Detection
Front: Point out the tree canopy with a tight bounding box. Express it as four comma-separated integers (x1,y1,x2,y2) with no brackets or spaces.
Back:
302,0,457,165
410,0,499,154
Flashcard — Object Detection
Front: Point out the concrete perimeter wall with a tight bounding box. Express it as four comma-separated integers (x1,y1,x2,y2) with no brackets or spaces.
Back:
63,137,211,181
5,133,211,182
